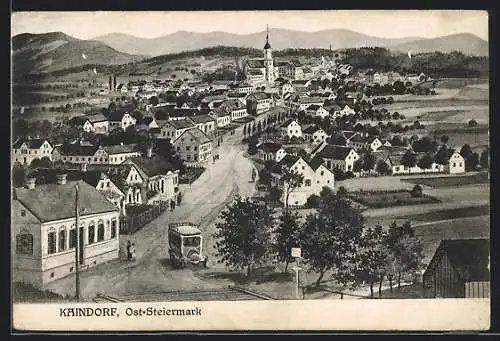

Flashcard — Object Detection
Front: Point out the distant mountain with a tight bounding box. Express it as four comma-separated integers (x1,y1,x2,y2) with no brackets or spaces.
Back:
389,33,488,56
12,32,144,76
93,29,425,57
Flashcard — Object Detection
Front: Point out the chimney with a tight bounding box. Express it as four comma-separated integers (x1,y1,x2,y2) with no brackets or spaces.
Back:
25,177,36,190
146,146,153,158
56,173,67,185
81,163,87,172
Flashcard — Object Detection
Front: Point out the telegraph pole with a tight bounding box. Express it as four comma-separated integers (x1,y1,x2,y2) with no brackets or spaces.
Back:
75,183,81,301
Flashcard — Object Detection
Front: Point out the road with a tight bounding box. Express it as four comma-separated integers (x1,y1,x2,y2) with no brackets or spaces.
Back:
46,131,258,299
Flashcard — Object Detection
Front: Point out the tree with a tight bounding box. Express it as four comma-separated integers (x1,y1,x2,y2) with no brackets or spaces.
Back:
243,124,247,136
280,167,305,209
411,184,423,198
466,152,479,172
362,151,377,174
375,159,391,175
440,135,449,145
213,196,275,277
401,150,417,169
12,164,26,188
417,153,434,172
353,158,363,176
247,135,258,155
354,225,389,298
435,145,451,165
149,96,159,106
468,119,478,127
480,148,489,169
412,136,437,153
274,210,301,272
385,221,424,290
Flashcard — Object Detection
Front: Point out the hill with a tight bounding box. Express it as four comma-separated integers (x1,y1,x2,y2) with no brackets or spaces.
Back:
93,29,425,57
389,33,488,57
12,32,144,77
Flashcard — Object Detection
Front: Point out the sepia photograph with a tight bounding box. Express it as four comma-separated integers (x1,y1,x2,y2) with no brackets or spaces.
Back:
11,10,490,331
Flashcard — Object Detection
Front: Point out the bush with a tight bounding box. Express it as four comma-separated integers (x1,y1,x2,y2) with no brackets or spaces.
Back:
305,194,320,208
268,187,283,202
411,184,423,198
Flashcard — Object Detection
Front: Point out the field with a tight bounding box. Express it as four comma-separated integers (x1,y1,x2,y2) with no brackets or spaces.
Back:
402,172,489,188
348,189,440,209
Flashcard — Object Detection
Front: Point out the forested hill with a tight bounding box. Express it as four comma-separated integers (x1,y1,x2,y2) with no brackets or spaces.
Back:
341,47,488,78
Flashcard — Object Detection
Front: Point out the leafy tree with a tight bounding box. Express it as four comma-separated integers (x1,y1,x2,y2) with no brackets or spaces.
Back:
480,148,489,169
468,119,478,127
411,184,423,198
440,135,449,145
12,164,26,187
268,187,283,202
375,159,391,175
329,133,347,146
435,145,451,165
213,196,275,276
274,210,302,272
412,136,437,153
459,144,473,160
305,194,320,208
385,221,424,290
353,158,363,175
280,167,305,209
362,151,377,174
247,135,258,155
417,153,434,171
354,225,389,298
401,150,417,169
466,152,479,171
149,96,159,106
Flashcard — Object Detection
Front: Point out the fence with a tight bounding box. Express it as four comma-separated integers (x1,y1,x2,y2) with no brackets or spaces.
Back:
120,201,168,235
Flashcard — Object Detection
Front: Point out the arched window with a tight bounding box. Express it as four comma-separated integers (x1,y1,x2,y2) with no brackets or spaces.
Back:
69,226,77,249
97,220,105,242
59,228,67,252
16,233,33,255
88,222,95,245
47,229,56,254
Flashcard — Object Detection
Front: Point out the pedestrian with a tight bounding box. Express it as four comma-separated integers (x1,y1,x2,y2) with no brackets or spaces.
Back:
126,240,132,261
130,243,137,261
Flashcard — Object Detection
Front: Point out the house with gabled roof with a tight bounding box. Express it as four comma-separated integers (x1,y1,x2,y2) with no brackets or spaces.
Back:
12,177,120,288
315,144,359,173
172,128,213,163
108,111,136,131
123,154,181,205
102,143,141,164
246,92,274,114
347,134,383,152
446,150,466,174
220,99,248,120
52,141,109,165
305,104,329,118
280,119,302,139
297,96,325,111
159,119,196,140
187,114,216,135
423,239,490,298
209,106,232,128
71,113,109,134
12,138,53,165
302,126,328,145
257,142,287,162
270,155,335,206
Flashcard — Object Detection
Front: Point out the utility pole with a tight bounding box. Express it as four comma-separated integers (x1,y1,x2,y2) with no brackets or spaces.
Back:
75,183,81,301
291,247,302,300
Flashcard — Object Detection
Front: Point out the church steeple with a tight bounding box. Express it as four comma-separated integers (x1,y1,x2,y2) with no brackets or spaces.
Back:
263,24,271,50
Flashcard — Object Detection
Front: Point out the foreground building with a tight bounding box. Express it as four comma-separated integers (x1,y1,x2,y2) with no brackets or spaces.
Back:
12,138,53,166
12,176,120,288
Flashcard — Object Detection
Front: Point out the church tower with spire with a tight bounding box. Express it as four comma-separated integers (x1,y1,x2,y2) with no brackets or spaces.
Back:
263,25,275,84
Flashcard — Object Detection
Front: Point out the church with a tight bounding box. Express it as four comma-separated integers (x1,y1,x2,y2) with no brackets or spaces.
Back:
244,26,279,86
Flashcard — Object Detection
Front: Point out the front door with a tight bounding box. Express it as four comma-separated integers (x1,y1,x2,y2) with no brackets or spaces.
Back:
79,227,84,265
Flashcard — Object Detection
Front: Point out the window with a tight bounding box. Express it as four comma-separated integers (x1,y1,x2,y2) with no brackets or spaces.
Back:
395,167,400,172
21,210,26,217
305,179,311,187
111,220,117,239
16,233,33,255
48,231,56,254
453,162,456,167
107,182,110,188
59,229,66,252
186,146,191,151
88,224,95,245
459,162,463,167
97,222,105,242
69,229,77,248
320,171,324,176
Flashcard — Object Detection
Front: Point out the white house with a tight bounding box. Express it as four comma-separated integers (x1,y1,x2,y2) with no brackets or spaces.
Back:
270,155,335,206
257,142,287,162
297,97,325,111
446,150,466,174
246,92,274,114
108,112,137,131
72,113,109,134
348,135,383,152
209,106,232,128
102,144,141,164
12,178,120,288
340,104,356,116
159,119,195,140
315,144,359,173
305,104,329,118
280,119,302,139
12,138,53,165
302,126,328,145
172,128,213,163
187,114,216,135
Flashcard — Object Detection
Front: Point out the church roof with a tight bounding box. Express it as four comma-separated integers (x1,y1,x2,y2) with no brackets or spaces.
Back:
264,40,271,50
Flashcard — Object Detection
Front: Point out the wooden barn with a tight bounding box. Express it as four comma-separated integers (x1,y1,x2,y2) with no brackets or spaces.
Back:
423,239,490,298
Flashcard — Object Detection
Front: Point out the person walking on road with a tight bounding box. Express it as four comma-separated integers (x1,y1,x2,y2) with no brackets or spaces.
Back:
130,243,137,262
126,240,132,261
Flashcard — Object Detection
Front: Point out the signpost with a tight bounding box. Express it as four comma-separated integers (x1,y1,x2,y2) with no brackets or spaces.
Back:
291,247,302,300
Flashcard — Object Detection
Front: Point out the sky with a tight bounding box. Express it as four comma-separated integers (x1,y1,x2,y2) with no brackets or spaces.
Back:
11,10,488,41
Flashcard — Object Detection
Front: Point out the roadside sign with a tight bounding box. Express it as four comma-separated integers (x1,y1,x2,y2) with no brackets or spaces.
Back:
291,247,301,258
